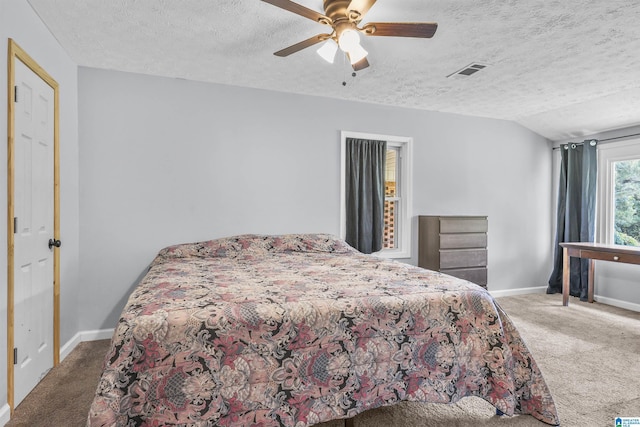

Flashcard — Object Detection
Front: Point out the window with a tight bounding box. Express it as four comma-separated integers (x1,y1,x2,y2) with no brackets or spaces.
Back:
384,145,400,250
341,131,412,258
597,139,640,247
613,158,640,246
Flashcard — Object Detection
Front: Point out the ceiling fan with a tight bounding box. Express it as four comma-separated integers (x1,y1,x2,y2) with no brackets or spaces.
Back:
262,0,438,71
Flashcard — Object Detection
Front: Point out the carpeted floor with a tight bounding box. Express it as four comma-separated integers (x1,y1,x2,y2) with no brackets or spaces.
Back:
6,293,640,427
5,337,110,427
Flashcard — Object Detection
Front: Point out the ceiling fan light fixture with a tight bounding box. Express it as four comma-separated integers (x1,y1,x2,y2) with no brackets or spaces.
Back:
348,43,368,64
338,29,360,52
316,39,338,63
262,0,439,73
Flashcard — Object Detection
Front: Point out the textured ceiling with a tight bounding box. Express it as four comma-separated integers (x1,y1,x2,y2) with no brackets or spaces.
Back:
27,0,640,141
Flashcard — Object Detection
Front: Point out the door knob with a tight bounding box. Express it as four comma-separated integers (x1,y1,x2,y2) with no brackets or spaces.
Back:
48,239,61,249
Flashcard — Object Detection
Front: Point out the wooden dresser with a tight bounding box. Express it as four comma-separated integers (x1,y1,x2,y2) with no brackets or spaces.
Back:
418,216,488,288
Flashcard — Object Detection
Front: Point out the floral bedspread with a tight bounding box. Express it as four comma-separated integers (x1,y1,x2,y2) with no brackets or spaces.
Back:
87,234,559,426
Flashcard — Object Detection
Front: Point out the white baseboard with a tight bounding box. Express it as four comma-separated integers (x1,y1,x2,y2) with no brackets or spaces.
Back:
489,286,548,298
0,403,10,427
488,286,640,313
593,295,640,313
59,328,114,362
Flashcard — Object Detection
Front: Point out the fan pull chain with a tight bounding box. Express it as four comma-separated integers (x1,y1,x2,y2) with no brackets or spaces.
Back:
342,53,357,86
343,72,356,86
342,52,348,86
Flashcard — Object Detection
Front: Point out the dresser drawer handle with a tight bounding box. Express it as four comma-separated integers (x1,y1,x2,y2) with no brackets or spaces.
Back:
613,256,620,261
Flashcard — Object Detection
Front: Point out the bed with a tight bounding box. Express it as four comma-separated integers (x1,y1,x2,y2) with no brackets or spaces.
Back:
87,233,559,426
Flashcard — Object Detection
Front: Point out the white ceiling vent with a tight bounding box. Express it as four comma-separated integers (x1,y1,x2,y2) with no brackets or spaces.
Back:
447,63,489,79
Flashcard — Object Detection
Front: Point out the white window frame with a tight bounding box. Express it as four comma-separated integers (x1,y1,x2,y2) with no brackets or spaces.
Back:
597,138,640,245
340,130,413,258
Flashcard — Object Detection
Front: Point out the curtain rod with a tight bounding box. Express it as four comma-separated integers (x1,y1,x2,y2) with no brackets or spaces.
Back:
552,131,640,150
598,131,640,143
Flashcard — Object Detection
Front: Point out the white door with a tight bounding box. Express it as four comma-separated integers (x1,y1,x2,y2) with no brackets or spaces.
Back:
13,58,55,406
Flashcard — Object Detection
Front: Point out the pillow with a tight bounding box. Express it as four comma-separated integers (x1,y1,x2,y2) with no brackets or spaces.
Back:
266,234,356,254
156,234,356,260
157,236,247,259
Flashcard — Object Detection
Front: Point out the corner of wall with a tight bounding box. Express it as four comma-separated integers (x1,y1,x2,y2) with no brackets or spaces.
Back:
0,403,11,426
59,329,114,362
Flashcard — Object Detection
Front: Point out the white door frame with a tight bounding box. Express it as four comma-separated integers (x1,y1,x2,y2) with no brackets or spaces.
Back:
6,38,60,414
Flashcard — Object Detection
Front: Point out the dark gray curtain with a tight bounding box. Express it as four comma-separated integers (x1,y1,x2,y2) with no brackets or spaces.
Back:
345,138,387,254
547,140,597,300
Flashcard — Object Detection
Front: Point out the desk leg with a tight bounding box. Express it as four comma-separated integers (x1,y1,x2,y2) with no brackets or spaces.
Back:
588,259,595,303
562,247,569,306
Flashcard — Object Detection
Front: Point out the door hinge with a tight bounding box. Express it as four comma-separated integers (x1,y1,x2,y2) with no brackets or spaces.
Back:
14,85,18,103
14,217,18,234
14,348,17,365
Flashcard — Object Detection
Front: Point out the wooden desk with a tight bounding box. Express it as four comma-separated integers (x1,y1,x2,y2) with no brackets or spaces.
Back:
560,242,640,306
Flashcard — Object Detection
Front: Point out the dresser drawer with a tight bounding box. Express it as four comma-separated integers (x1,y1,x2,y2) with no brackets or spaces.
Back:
440,249,487,269
440,233,487,249
439,217,488,234
442,267,487,286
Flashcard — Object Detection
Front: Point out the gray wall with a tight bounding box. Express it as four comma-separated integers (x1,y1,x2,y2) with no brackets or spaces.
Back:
78,67,554,331
0,0,80,415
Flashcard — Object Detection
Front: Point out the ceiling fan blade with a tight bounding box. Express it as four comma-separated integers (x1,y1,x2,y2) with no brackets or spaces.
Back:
347,0,377,21
274,34,332,57
352,57,370,71
261,0,332,25
362,22,438,38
